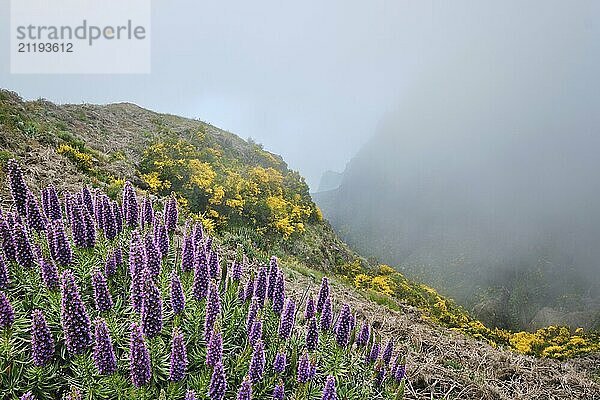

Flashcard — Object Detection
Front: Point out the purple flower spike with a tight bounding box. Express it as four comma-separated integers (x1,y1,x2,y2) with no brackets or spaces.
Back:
42,185,62,220
164,197,178,233
154,218,169,257
0,217,16,262
7,159,29,217
206,330,223,367
305,295,315,321
267,256,279,300
248,319,263,347
112,201,123,234
92,269,113,312
70,203,87,248
141,271,163,338
129,232,146,312
0,254,9,289
31,309,54,366
170,271,185,315
114,246,123,266
278,299,296,340
102,197,117,241
249,339,265,384
321,375,337,400
82,207,96,248
192,254,209,300
169,327,188,382
209,361,227,400
20,391,36,400
319,297,333,331
356,321,370,347
123,181,139,228
244,276,255,302
316,277,330,314
141,197,154,229
367,342,380,363
273,352,286,374
246,297,259,333
81,186,94,215
93,318,117,375
306,316,319,351
394,362,406,382
382,339,394,366
334,304,352,348
39,257,59,291
26,191,46,232
104,252,117,277
273,383,284,400
60,270,92,354
272,271,285,315
14,223,36,269
192,222,204,245
129,322,151,387
144,234,162,278
50,219,72,266
208,250,221,280
231,260,243,281
204,283,221,340
236,377,252,400
255,266,268,308
180,234,195,273
297,352,313,384
185,390,197,400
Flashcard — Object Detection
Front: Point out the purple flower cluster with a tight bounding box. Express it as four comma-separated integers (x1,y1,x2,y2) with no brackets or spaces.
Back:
321,375,337,400
305,295,315,320
92,269,113,312
144,235,162,278
129,232,146,312
185,390,196,400
204,283,221,340
14,223,36,269
39,257,59,290
255,266,268,307
357,320,371,347
26,191,46,232
243,277,255,302
278,299,296,340
93,318,117,375
367,342,380,363
169,327,188,381
320,296,333,331
248,319,262,347
141,272,163,338
246,297,259,333
297,352,316,383
208,250,220,280
306,316,319,351
382,339,394,366
31,309,54,366
272,271,285,315
20,391,35,400
154,219,169,257
7,159,29,217
49,219,72,266
267,256,278,300
164,197,178,233
170,271,185,315
236,377,252,400
141,197,154,229
0,254,9,289
60,270,92,354
273,352,286,374
104,252,117,277
206,330,223,367
249,339,265,384
231,260,243,281
129,322,151,387
42,185,62,220
0,216,16,262
123,181,139,228
273,383,285,400
209,361,227,400
192,254,209,300
316,277,330,314
180,234,195,273
335,304,353,347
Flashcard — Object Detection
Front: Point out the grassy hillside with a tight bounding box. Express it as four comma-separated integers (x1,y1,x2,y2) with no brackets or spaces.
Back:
1,89,599,399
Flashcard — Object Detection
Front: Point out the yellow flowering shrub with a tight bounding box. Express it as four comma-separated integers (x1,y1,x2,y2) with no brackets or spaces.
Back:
57,143,93,171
